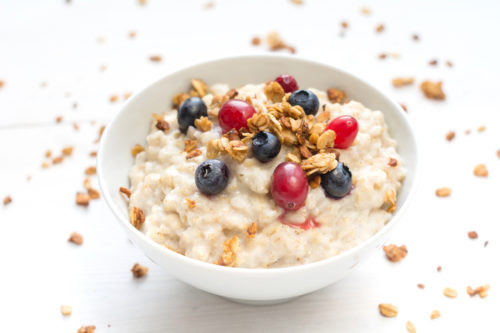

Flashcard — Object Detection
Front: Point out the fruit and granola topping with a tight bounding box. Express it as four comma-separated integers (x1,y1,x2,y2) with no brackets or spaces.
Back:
127,75,406,268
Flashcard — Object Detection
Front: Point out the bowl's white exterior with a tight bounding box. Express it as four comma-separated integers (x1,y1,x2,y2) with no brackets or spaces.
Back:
97,55,418,303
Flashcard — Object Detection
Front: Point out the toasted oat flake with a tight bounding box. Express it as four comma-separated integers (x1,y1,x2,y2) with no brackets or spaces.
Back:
383,189,397,213
383,244,407,262
378,303,398,317
473,164,488,177
309,175,321,189
60,305,72,316
62,146,74,156
435,187,451,197
85,166,97,175
266,31,296,54
186,149,202,160
76,193,90,206
84,177,92,190
251,36,261,46
429,59,438,66
316,130,336,149
194,116,212,132
88,188,100,200
445,131,455,141
326,88,347,103
443,287,457,298
130,207,145,229
55,115,63,123
388,158,398,167
360,7,371,15
300,153,338,175
95,125,105,143
184,139,198,153
420,81,446,100
3,196,12,206
77,325,96,333
109,94,118,103
217,235,240,266
52,156,64,164
467,284,490,298
246,222,257,238
406,321,416,333
119,187,132,198
417,283,425,289
392,77,415,87
68,232,83,245
341,21,349,29
172,92,190,107
131,263,148,278
185,198,196,208
430,310,441,319
375,24,385,33
41,162,50,169
286,152,301,164
131,144,144,157
477,125,486,132
191,79,208,97
468,231,478,239
45,149,52,158
149,55,162,62
265,81,285,103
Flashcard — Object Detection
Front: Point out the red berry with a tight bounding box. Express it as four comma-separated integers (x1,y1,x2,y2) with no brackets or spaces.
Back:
271,162,308,211
275,75,299,93
326,115,359,149
218,99,256,133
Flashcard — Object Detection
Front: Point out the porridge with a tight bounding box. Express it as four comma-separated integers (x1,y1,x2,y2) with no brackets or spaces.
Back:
127,75,406,268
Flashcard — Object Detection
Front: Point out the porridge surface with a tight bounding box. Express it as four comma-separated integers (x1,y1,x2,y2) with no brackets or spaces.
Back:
128,82,406,268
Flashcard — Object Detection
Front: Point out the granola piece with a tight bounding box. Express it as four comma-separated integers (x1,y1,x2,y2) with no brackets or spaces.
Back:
412,34,420,41
473,163,488,177
295,119,309,145
131,144,144,157
437,266,442,272
477,125,486,132
400,103,408,112
340,21,349,29
62,146,74,156
286,152,302,164
309,175,321,189
443,287,457,298
299,145,312,159
3,196,12,206
60,305,72,316
109,94,118,103
435,187,451,197
264,81,285,103
246,222,257,238
95,125,105,143
316,130,336,149
155,119,170,132
378,53,387,60
430,310,441,319
185,198,196,208
45,149,52,158
194,116,212,132
266,31,296,54
149,55,162,62
300,153,338,175
316,111,331,123
83,178,92,190
55,115,63,123
375,24,385,33
226,140,248,162
131,263,148,278
0,80,4,88
119,187,132,198
467,284,490,298
191,78,208,97
130,207,145,229
497,150,500,159
420,81,446,100
406,321,416,333
251,36,261,46
206,139,223,159
68,232,83,245
52,156,64,164
88,188,100,200
468,231,478,239
445,131,455,141
76,193,90,206
383,244,407,262
429,59,438,66
417,283,425,289
184,139,198,153
326,88,347,103
77,325,96,333
360,6,371,15
217,235,240,266
172,92,190,107
223,88,238,101
223,129,240,141
85,166,97,175
378,303,398,317
383,189,397,213
290,0,303,4
392,77,415,87
41,162,50,169
186,149,202,160
388,158,398,167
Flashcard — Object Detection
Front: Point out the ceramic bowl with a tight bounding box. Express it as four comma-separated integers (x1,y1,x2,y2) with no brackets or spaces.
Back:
97,55,418,304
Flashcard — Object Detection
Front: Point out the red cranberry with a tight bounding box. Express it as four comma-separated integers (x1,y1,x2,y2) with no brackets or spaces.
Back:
218,99,256,133
275,74,299,93
326,115,359,149
271,162,308,211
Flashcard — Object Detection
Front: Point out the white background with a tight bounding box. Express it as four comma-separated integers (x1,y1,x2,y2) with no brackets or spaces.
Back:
0,0,499,332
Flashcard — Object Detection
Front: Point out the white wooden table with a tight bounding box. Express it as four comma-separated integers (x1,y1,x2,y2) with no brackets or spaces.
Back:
0,0,498,331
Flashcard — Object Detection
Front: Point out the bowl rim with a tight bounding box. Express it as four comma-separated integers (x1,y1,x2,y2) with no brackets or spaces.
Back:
97,54,420,275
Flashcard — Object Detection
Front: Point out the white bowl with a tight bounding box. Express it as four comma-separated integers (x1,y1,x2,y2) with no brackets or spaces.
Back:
97,55,418,304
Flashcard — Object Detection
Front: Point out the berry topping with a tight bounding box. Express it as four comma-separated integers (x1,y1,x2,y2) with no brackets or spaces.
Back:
271,162,308,211
251,132,281,163
177,97,208,133
326,115,358,149
275,74,299,93
218,99,256,133
195,159,229,195
279,214,321,230
288,89,319,115
320,162,352,199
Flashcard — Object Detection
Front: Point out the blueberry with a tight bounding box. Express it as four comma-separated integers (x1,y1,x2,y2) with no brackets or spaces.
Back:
288,89,319,116
177,97,208,133
320,162,352,199
251,132,281,163
195,159,229,195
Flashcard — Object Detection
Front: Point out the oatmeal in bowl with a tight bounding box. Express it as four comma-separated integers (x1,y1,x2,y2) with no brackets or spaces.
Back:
126,75,406,268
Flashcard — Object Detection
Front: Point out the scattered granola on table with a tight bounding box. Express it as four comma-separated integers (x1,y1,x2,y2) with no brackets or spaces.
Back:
383,244,407,262
392,77,414,87
468,231,478,239
467,284,489,298
77,325,96,333
131,263,149,278
435,187,451,197
443,287,457,298
68,232,83,245
445,131,455,141
60,305,72,316
378,303,398,317
266,32,296,54
430,310,441,319
3,195,12,206
473,163,488,177
420,80,446,100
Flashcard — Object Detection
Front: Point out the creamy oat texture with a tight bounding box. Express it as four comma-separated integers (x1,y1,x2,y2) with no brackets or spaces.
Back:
129,83,406,268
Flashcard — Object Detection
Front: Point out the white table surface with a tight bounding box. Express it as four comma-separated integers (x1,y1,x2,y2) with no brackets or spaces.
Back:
1,0,499,332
